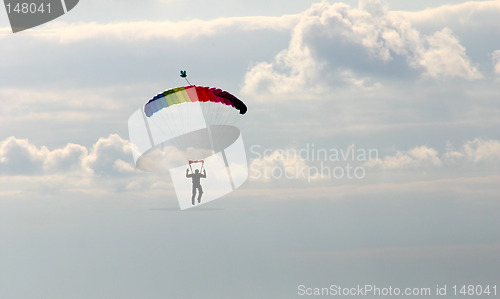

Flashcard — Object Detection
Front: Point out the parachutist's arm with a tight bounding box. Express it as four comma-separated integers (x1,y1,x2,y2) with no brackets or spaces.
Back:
202,170,206,178
186,169,190,177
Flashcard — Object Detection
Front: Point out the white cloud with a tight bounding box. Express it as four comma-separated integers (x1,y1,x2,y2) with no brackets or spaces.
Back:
44,143,89,173
419,28,482,80
462,138,500,164
247,138,500,183
366,145,442,169
442,141,464,164
83,134,135,176
491,50,500,75
0,137,47,175
3,15,299,43
249,149,322,182
0,86,128,123
0,137,87,175
247,138,499,182
136,146,213,172
1,134,499,196
0,134,134,176
399,1,500,31
124,180,143,192
367,138,500,170
241,0,488,100
113,159,136,173
242,1,387,100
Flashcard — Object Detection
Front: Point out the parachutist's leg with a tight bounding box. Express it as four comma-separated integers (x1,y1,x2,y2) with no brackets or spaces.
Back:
192,186,197,205
197,186,203,203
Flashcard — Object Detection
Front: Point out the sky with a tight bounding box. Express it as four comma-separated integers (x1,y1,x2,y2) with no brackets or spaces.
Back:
1,0,499,298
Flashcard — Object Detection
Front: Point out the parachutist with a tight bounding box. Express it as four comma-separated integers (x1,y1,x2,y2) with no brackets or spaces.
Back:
186,168,206,205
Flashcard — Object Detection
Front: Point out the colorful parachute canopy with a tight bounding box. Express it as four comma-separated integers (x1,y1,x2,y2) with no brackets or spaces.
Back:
189,160,204,164
144,86,247,117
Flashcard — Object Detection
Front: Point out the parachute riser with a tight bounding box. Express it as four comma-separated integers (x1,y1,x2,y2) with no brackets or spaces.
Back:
188,160,204,173
207,125,216,155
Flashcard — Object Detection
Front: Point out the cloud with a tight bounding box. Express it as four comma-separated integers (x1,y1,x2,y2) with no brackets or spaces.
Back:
0,134,134,176
83,134,135,176
2,15,299,43
1,134,499,197
249,148,321,182
241,0,488,100
0,134,221,194
136,145,213,172
367,138,500,170
44,143,89,173
399,1,500,31
443,138,500,165
247,138,500,179
419,28,482,80
366,145,442,169
0,137,47,175
492,50,500,75
461,138,500,164
0,86,128,123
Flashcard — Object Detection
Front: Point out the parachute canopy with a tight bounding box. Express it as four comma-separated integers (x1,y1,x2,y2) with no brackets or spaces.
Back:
129,83,246,172
144,86,247,117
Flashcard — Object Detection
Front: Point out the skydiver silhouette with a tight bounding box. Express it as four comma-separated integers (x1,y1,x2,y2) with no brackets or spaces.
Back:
186,168,206,205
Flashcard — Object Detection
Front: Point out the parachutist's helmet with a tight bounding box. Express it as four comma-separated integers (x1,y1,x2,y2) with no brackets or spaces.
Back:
195,169,199,173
